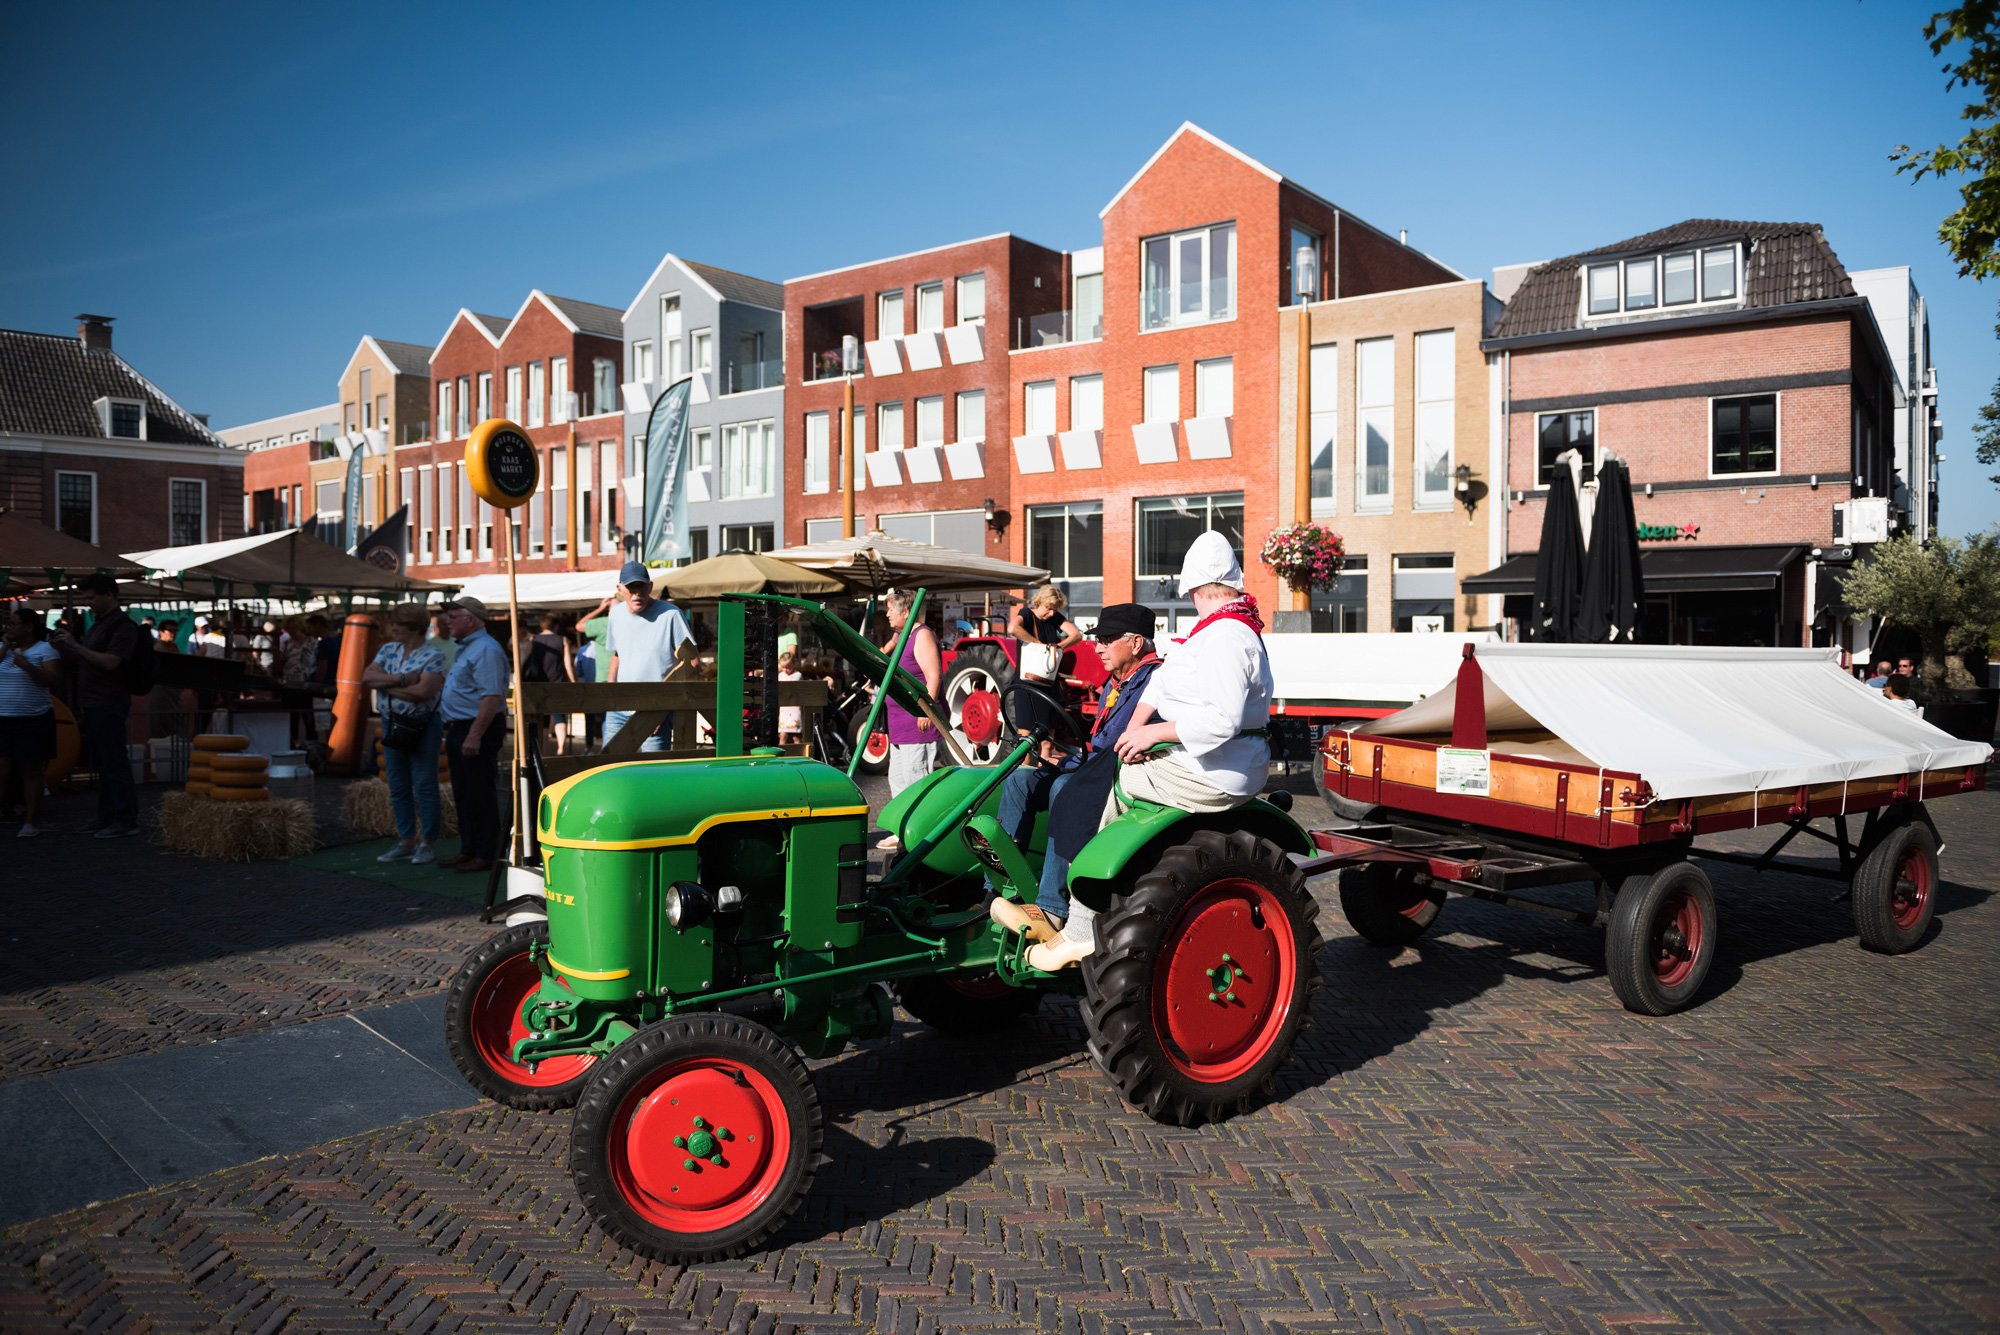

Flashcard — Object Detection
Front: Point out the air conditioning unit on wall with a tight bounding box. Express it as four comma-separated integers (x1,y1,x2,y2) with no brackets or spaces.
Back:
1834,497,1890,544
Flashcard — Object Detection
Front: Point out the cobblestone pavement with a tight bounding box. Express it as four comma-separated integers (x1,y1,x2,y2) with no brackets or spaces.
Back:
4,778,1996,1333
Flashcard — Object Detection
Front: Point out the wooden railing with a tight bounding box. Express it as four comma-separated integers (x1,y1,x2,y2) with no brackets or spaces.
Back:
518,679,831,782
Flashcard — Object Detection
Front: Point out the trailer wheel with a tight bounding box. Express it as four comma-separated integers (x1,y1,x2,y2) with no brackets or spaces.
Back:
846,711,890,776
1337,864,1444,946
895,971,1042,1033
569,1013,821,1263
1853,815,1939,954
1082,830,1322,1126
1607,862,1716,1016
443,922,599,1110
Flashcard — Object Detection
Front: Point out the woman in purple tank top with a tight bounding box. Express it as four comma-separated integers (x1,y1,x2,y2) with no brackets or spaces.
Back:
877,589,943,852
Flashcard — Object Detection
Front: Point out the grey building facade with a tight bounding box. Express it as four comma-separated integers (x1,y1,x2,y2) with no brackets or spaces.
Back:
621,254,785,561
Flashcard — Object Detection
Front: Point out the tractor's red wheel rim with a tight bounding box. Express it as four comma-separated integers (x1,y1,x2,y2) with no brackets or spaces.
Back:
469,953,597,1088
1650,890,1702,987
960,691,1001,745
863,730,890,764
947,972,1016,1001
1891,845,1933,931
610,1058,791,1231
1151,878,1297,1083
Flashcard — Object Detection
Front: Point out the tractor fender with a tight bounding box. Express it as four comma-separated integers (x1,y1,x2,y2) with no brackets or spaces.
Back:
1066,796,1312,913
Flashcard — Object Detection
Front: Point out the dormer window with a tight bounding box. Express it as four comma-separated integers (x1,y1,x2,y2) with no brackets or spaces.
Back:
1585,244,1740,319
93,396,145,439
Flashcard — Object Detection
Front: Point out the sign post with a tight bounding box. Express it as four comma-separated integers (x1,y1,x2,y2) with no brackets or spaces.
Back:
465,418,541,866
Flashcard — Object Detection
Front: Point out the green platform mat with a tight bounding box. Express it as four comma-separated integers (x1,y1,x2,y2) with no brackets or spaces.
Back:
289,838,492,904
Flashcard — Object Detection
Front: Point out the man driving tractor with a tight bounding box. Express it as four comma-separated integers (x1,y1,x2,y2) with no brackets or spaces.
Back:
1012,530,1275,970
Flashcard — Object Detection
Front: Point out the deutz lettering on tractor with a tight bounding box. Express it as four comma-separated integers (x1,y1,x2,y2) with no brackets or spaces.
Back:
443,591,1321,1261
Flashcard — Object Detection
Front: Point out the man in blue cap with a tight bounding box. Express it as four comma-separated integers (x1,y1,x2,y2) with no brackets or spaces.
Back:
605,561,692,753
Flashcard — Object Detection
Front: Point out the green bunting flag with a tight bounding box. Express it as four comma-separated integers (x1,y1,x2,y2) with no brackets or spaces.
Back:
253,582,271,600
210,578,226,600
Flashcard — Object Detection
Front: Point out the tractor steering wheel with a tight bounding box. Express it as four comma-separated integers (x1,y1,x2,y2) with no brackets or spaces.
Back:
1000,678,1085,753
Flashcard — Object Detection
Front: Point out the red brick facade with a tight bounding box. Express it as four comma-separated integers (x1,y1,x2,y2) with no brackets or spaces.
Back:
6,442,242,550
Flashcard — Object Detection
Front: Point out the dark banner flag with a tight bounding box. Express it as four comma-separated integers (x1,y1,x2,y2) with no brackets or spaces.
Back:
642,377,693,563
356,504,409,575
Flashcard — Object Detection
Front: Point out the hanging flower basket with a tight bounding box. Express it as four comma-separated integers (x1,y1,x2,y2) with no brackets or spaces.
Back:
1260,522,1346,591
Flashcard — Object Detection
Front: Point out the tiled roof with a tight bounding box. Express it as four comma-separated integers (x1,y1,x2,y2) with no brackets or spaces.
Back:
0,328,219,445
541,294,625,340
464,312,511,343
371,338,434,376
685,261,784,311
1490,219,1856,340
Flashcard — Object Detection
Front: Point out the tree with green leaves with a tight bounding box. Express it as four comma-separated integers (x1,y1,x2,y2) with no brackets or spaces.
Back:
1894,2,2000,277
1838,527,2000,692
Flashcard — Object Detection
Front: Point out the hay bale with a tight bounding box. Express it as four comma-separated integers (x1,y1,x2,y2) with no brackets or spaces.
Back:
343,776,459,838
156,792,318,861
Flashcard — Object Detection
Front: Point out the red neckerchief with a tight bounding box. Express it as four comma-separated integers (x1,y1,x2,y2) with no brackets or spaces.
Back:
1092,653,1162,737
1174,593,1264,644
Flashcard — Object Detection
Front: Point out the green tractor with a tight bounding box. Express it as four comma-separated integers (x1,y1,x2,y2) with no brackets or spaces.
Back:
443,591,1323,1261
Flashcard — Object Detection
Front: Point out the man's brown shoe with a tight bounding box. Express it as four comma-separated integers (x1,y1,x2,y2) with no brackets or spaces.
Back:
436,852,468,869
455,857,493,874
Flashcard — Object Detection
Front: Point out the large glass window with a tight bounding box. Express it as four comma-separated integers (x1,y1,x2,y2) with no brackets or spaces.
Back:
1072,271,1104,341
1309,343,1337,509
1587,264,1620,315
1662,251,1697,305
1136,493,1244,608
1414,329,1454,506
877,401,905,451
1069,374,1103,432
1589,245,1737,315
956,273,985,324
1702,245,1737,301
56,471,95,543
1392,553,1456,633
880,508,984,554
804,412,830,493
721,523,772,554
956,390,985,442
1143,364,1178,422
1141,222,1235,329
877,289,904,337
915,282,944,332
915,395,944,445
721,420,775,498
1356,338,1393,508
1023,381,1057,436
1195,357,1233,417
1310,555,1367,632
1623,258,1656,310
592,359,615,416
1712,394,1777,475
1537,409,1596,484
1027,501,1104,613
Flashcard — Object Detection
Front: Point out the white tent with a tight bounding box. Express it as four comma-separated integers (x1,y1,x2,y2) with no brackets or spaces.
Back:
1358,644,1992,801
450,570,624,612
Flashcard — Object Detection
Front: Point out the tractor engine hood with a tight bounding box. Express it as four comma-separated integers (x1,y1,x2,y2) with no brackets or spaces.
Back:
539,755,867,850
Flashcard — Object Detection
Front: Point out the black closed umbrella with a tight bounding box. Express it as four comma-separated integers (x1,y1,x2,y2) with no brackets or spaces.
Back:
1579,458,1644,642
1530,459,1585,642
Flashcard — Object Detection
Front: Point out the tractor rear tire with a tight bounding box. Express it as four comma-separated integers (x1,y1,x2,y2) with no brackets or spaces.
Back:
1082,829,1322,1126
1337,863,1445,947
1853,813,1939,954
895,971,1042,1033
443,921,599,1110
569,1013,821,1263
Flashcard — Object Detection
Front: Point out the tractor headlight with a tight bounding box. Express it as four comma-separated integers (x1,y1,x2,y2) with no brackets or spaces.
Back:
664,881,714,931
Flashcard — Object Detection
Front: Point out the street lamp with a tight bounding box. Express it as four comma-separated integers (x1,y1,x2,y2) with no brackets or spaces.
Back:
1293,243,1319,307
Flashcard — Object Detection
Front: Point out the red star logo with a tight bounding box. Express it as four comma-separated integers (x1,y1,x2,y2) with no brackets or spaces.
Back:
1679,522,1701,539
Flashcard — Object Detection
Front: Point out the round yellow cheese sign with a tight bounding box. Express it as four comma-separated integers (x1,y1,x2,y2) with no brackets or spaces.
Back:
465,419,540,509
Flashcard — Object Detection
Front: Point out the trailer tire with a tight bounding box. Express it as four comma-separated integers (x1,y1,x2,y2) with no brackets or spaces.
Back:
443,922,599,1110
895,972,1042,1033
570,1013,821,1263
1607,862,1716,1016
1310,752,1381,822
1853,815,1939,954
1337,864,1444,946
1082,829,1322,1126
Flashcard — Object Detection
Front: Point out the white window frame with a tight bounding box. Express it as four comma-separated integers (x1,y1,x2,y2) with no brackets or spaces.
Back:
1355,337,1394,511
551,356,569,424
1309,342,1338,515
94,396,147,440
631,341,655,385
1143,364,1179,423
956,390,986,442
1194,357,1233,418
459,464,476,555
1069,374,1103,432
878,289,904,338
691,329,713,373
476,373,492,423
55,469,98,544
804,411,831,494
915,395,944,446
457,376,472,434
1023,381,1057,436
527,361,545,428
955,273,985,324
1707,391,1783,480
878,401,905,452
692,427,713,473
592,358,616,416
436,381,454,442
662,294,684,378
416,466,434,562
440,461,457,559
1413,329,1455,508
721,419,775,499
1581,242,1744,321
1140,221,1236,331
505,366,522,422
166,477,205,551
1534,408,1597,489
915,281,945,332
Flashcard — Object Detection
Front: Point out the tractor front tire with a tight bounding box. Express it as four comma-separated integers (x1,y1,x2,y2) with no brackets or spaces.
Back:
443,922,599,1110
570,1014,822,1263
941,644,1014,765
896,971,1042,1033
1082,830,1322,1126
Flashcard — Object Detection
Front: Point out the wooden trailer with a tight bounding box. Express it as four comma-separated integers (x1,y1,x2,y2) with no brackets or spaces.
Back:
1303,643,1992,1014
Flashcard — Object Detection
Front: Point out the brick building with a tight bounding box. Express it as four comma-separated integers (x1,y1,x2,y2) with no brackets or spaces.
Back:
217,402,337,534
414,292,627,579
0,315,241,552
1471,220,1902,648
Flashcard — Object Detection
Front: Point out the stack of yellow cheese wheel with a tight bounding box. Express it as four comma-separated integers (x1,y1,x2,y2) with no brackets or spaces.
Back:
210,752,271,802
187,733,250,796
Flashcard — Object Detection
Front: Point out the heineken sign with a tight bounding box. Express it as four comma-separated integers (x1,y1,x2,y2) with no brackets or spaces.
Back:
1637,522,1701,541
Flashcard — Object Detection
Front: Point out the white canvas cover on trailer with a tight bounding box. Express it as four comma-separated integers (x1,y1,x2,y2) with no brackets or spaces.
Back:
1355,644,1992,801
1253,631,1499,707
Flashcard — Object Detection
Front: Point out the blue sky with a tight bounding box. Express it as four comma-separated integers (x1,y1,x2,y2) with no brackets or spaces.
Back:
4,0,1995,537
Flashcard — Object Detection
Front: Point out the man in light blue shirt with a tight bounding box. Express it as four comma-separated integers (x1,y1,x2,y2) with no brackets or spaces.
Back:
606,561,692,753
437,596,511,873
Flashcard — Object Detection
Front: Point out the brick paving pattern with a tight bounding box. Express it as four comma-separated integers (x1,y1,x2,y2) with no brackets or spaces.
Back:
3,781,1995,1332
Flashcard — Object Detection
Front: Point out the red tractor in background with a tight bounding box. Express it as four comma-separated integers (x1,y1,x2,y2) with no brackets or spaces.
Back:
845,614,1109,774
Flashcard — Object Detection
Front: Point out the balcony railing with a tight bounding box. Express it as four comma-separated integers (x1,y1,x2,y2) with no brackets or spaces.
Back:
724,358,784,393
808,350,854,381
1017,310,1105,349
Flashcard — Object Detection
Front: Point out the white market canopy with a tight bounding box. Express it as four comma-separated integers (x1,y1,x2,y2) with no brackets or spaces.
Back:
1358,644,1992,802
763,530,1047,594
451,569,624,612
123,527,441,594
